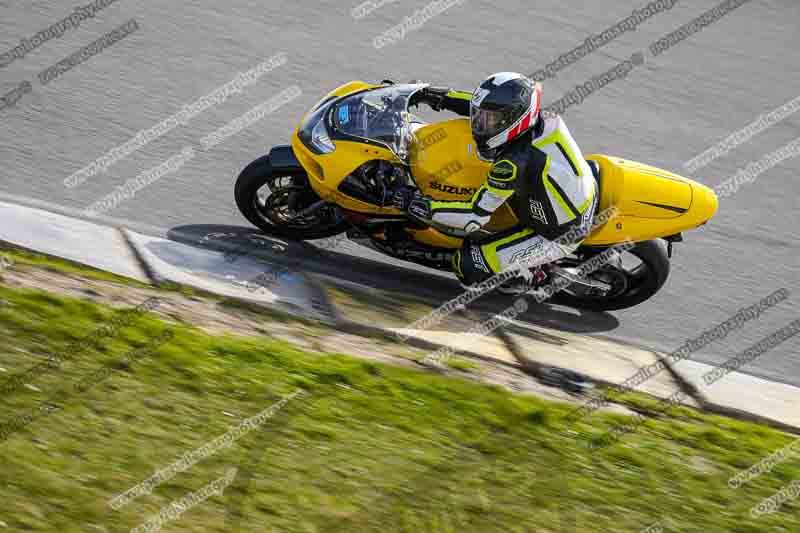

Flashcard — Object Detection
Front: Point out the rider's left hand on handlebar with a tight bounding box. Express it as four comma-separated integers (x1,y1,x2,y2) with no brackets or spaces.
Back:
391,186,417,211
392,187,432,220
407,196,433,221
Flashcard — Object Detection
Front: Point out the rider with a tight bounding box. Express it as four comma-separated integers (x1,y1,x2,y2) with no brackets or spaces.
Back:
394,72,598,292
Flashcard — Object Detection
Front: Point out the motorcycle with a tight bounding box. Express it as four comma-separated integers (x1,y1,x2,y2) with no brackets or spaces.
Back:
234,82,718,311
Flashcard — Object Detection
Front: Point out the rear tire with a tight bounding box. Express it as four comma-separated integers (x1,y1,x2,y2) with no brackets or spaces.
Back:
234,156,350,240
552,239,670,312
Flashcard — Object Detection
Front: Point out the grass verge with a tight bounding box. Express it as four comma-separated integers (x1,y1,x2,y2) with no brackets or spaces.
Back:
0,282,798,532
0,246,149,287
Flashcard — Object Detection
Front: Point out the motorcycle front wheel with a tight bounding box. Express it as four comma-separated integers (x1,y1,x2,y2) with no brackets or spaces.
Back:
234,156,350,240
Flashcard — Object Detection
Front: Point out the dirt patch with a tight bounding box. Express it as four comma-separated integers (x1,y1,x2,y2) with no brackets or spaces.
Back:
0,262,599,408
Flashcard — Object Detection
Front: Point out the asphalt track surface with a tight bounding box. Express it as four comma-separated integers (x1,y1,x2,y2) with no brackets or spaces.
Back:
0,0,798,386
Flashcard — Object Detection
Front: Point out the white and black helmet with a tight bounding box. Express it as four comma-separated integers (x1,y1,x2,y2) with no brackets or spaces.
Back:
470,72,542,160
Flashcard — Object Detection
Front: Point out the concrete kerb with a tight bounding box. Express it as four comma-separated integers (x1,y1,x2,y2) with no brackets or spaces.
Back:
586,331,710,407
578,332,800,435
336,319,525,372
121,229,334,324
119,227,160,284
0,200,150,283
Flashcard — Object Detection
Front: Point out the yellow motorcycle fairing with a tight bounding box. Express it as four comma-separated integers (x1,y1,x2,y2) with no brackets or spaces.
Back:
581,155,719,245
291,85,718,250
291,81,403,215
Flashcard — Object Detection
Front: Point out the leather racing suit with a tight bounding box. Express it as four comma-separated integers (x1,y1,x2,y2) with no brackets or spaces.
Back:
416,89,599,286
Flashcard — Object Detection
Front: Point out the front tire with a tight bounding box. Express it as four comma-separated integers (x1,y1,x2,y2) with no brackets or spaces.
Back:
552,239,670,312
234,156,350,240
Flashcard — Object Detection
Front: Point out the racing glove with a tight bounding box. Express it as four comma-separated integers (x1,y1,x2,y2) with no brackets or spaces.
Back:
408,196,433,220
408,86,451,112
420,87,451,111
391,185,417,211
392,186,432,221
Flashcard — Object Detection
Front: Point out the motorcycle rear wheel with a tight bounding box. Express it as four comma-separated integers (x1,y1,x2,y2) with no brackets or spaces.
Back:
234,156,350,240
552,239,670,312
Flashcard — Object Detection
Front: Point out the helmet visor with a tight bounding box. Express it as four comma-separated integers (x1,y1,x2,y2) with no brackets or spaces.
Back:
471,103,526,141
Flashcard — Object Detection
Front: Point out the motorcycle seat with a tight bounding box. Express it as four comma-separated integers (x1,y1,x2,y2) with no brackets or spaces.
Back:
587,158,602,201
587,159,600,181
